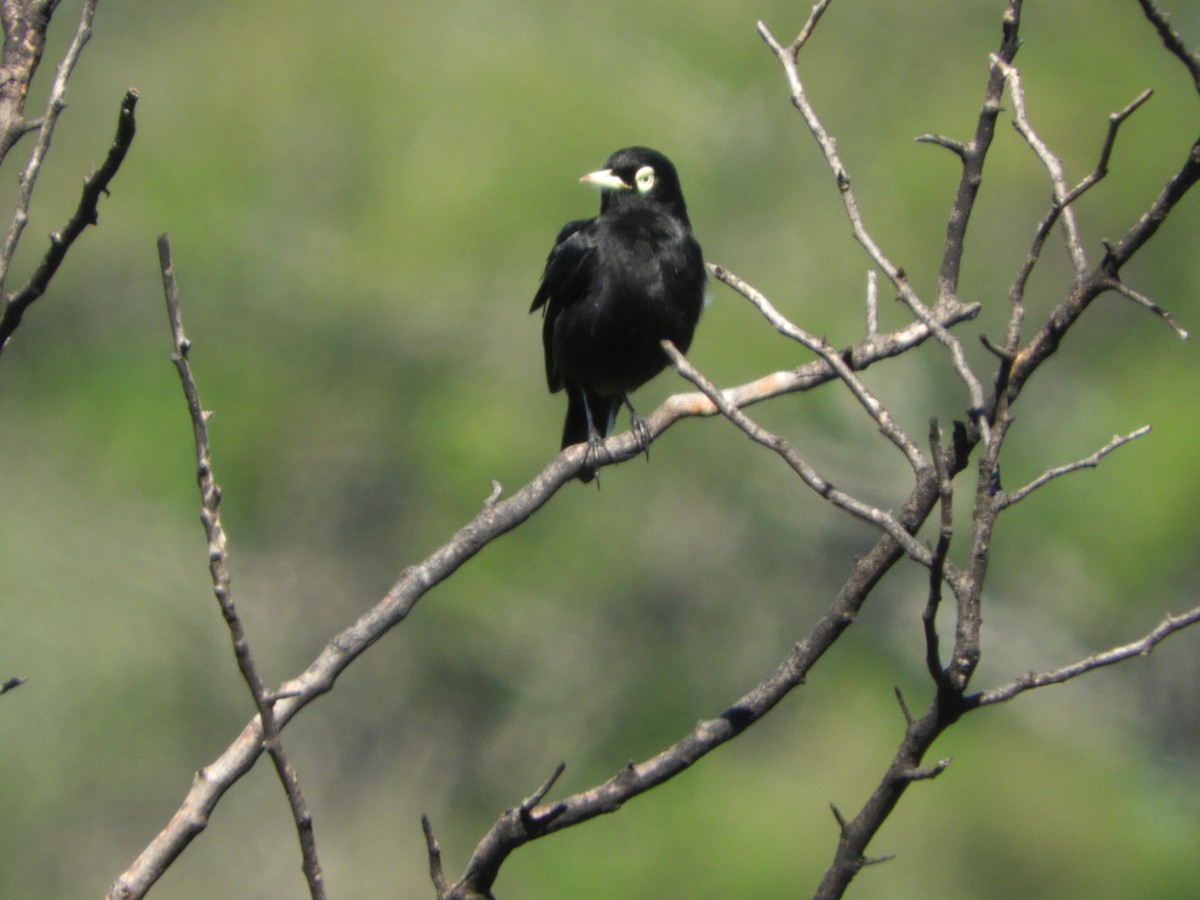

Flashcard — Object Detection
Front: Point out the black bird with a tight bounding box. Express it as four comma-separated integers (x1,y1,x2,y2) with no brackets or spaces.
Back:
531,146,705,482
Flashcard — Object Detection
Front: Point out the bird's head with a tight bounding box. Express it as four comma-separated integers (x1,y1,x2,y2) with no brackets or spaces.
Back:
580,146,690,223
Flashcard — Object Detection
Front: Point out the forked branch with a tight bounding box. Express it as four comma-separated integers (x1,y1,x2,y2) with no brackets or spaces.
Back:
0,1,136,358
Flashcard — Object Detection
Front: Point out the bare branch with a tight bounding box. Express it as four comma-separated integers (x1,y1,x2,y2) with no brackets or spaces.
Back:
1004,132,1200,403
710,264,929,475
757,16,993,443
663,340,935,567
156,235,326,900
913,132,968,160
922,422,954,690
755,18,912,301
1001,88,1164,361
1067,89,1155,206
776,0,835,56
864,269,879,338
949,402,1015,691
994,57,1089,275
928,0,1022,314
1137,0,1200,92
904,759,951,782
0,0,96,300
998,425,1152,509
0,0,69,162
438,765,569,897
1099,137,1200,275
106,4,1200,896
567,262,976,483
976,604,1200,707
0,88,138,356
1105,278,1189,339
420,815,450,894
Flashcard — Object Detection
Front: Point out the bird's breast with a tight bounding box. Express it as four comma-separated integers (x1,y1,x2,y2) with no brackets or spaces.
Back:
550,233,703,395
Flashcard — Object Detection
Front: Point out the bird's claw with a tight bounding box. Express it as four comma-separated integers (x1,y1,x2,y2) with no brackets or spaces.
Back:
629,414,652,461
583,426,610,481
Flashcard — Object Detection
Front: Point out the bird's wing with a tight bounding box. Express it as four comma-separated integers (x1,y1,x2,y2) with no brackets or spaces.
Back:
531,218,598,391
530,218,593,313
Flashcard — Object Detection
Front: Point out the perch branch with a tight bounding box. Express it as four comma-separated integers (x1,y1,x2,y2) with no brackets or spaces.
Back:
109,3,1200,896
111,257,967,897
566,269,977,483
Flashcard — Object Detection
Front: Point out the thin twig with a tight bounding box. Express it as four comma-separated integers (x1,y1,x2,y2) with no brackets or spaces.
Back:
784,0,836,55
922,422,953,691
156,235,326,900
662,340,936,569
1105,279,1189,340
864,269,879,338
994,57,1089,275
710,264,929,475
995,75,1156,356
997,426,1152,509
107,284,974,898
0,0,97,301
0,89,138,356
757,17,993,445
913,132,968,160
420,815,449,893
1067,89,1154,207
1137,0,1200,93
975,604,1200,706
553,265,976,483
1005,146,1200,401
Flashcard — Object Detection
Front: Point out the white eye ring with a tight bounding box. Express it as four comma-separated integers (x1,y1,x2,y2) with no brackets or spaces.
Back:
634,166,656,193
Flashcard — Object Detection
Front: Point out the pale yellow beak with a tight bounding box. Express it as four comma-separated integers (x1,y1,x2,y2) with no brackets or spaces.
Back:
579,168,631,191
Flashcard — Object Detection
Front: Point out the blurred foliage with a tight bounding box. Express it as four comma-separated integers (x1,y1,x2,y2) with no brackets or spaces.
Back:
0,1,1197,897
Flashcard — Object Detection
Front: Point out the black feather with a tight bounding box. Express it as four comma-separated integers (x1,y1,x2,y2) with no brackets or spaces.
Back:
531,147,705,482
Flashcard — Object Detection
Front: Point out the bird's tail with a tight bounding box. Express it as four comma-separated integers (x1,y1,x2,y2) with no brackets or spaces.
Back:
562,385,619,449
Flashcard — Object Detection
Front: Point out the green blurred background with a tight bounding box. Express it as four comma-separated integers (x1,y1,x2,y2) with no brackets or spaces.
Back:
0,1,1197,897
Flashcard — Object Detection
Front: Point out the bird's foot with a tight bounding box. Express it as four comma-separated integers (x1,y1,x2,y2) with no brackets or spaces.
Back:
581,426,610,483
629,413,652,461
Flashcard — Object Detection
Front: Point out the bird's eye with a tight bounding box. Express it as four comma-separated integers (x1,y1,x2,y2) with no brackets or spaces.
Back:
634,166,656,193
